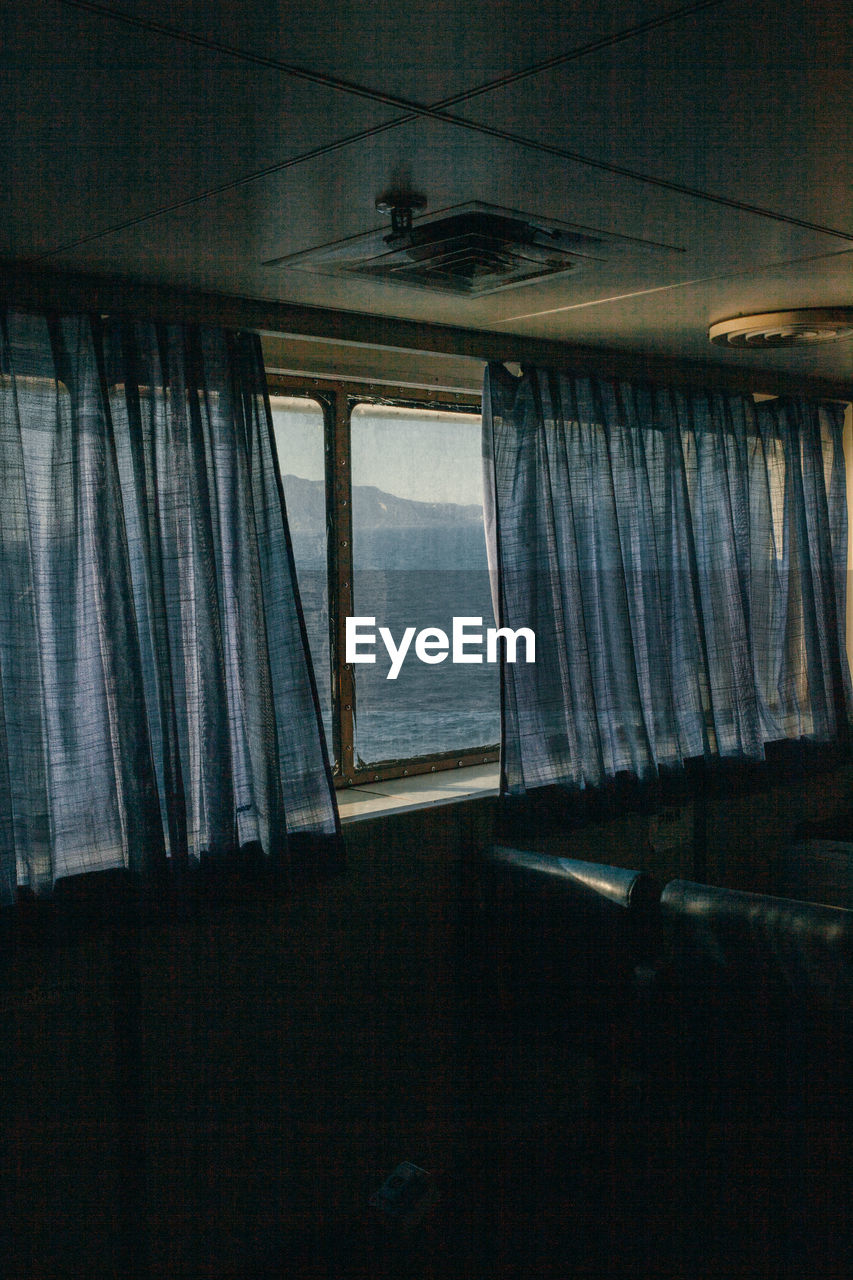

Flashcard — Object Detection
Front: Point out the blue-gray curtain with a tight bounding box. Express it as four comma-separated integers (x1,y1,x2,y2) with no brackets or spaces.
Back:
483,363,852,796
0,310,337,903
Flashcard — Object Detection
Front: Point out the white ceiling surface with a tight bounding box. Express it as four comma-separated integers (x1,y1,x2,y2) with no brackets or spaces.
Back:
3,0,851,380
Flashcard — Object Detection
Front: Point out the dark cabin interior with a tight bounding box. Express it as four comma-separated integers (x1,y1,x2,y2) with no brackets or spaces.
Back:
2,2,851,1277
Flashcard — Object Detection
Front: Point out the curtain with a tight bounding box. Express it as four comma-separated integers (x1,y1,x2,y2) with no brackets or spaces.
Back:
483,363,852,796
0,310,337,903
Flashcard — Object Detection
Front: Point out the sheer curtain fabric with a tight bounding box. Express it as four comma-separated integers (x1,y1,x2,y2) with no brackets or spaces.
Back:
483,363,851,795
0,311,336,903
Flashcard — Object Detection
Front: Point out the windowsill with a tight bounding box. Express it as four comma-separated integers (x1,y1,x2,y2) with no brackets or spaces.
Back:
337,763,500,822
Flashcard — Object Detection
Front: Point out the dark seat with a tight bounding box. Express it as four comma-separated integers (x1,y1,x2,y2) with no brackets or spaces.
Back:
473,846,660,1021
484,845,659,913
651,880,852,1277
659,877,853,1021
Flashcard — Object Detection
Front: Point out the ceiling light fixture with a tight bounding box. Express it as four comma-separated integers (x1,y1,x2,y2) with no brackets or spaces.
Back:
709,308,853,348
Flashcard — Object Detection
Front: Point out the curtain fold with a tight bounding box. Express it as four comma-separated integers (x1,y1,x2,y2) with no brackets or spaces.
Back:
483,363,851,796
0,310,337,903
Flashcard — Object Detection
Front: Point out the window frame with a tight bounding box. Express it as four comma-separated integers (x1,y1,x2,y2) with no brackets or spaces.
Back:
267,373,500,788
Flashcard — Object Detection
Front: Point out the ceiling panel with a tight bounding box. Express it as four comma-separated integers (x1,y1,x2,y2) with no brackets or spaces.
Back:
2,0,851,382
0,1,400,258
497,248,853,378
94,0,683,103
56,110,838,298
40,110,851,385
458,0,851,229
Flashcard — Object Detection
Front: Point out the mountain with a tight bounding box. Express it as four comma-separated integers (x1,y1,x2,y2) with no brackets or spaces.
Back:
282,474,483,529
281,475,488,570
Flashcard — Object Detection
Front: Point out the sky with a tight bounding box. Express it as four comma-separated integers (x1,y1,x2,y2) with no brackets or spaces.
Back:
270,397,485,507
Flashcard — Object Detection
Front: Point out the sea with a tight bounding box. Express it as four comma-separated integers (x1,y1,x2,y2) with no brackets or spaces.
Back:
284,477,501,765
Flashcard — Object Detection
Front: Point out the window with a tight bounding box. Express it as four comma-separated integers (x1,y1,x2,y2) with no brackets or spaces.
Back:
268,377,500,785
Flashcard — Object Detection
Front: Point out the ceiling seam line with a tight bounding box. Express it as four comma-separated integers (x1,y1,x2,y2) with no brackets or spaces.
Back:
431,115,853,241
52,0,736,116
495,244,853,323
24,116,420,261
432,0,738,109
29,0,851,259
26,95,853,266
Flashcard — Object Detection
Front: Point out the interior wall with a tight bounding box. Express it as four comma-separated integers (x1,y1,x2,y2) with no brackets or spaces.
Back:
499,760,853,895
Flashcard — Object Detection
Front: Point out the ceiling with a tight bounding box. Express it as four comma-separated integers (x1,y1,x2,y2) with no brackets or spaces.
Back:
2,0,852,384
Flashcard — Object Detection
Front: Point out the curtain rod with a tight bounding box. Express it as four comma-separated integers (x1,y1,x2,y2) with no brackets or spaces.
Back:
2,261,850,402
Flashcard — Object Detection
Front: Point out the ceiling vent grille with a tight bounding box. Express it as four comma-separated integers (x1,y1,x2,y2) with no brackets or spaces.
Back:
338,209,583,296
265,202,682,298
709,309,853,348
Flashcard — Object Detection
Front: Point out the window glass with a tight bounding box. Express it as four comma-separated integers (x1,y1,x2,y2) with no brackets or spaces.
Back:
350,403,499,764
270,396,332,745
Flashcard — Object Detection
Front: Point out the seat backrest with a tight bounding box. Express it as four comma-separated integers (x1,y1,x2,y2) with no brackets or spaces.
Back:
660,878,853,1019
475,846,661,1017
484,846,659,912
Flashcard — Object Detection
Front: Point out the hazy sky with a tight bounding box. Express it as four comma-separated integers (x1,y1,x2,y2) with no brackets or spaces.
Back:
271,398,484,507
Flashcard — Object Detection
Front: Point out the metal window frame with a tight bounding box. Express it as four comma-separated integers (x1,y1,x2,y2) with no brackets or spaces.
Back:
267,372,499,787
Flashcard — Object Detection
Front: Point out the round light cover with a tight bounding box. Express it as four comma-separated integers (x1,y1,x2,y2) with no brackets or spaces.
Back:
709,309,853,348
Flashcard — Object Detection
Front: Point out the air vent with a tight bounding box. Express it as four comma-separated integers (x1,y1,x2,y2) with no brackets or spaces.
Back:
264,202,683,298
709,309,853,348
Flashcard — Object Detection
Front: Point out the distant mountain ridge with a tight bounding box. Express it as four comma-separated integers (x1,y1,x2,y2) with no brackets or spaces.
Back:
282,474,484,531
282,473,488,570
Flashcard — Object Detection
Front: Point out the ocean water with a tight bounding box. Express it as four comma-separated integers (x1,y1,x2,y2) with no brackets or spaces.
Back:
287,490,501,766
351,568,500,764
